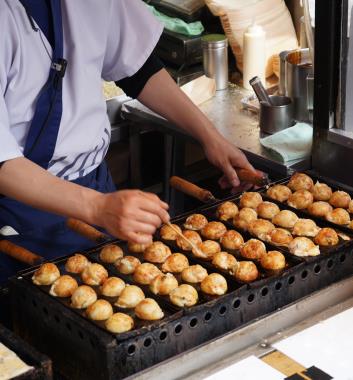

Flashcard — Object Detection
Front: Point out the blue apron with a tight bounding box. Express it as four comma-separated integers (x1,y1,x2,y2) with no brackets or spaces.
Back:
0,0,115,284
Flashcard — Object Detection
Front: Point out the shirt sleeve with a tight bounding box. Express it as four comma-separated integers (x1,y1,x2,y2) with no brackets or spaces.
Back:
102,0,164,82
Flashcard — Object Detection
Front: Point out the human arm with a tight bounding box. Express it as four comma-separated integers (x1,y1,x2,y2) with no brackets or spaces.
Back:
0,157,169,244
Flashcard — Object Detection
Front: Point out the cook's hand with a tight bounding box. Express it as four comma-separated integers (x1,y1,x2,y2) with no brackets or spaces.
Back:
94,190,170,244
203,135,256,188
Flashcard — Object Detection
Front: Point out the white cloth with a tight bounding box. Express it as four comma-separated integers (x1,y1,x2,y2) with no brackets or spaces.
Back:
0,0,163,180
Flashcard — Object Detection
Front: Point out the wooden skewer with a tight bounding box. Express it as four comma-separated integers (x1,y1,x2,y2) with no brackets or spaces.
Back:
165,222,204,257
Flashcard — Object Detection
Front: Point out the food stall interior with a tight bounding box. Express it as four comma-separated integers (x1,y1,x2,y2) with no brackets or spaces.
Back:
4,1,353,380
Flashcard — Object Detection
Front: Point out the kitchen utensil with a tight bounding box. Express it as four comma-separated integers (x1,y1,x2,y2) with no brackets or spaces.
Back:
279,50,290,96
0,240,43,266
66,219,108,243
249,76,272,105
285,48,313,122
259,95,294,135
201,34,229,91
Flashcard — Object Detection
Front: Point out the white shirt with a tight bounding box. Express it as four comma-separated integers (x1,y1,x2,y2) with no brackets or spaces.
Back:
0,0,163,180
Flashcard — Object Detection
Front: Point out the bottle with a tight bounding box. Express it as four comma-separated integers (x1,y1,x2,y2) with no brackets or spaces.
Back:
243,23,266,90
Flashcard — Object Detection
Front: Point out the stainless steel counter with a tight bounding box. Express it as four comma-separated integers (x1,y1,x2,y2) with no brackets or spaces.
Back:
121,85,311,176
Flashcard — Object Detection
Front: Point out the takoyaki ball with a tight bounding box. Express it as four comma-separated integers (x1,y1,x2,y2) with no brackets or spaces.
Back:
100,277,126,298
115,285,145,309
143,242,171,264
307,201,333,218
267,228,293,246
135,299,164,321
65,254,89,274
184,214,208,231
287,190,314,209
133,263,161,285
272,210,299,229
220,230,244,251
233,208,257,230
212,252,238,272
32,263,60,286
128,242,150,254
161,253,189,273
239,192,263,209
240,239,266,260
201,274,228,296
311,182,332,201
49,275,78,298
349,200,353,214
288,237,320,257
86,300,113,321
314,228,339,246
192,240,221,261
114,256,141,275
266,185,292,202
150,273,178,295
288,172,314,192
99,244,123,264
160,224,182,241
257,202,280,220
292,219,321,237
216,201,239,221
201,221,227,240
329,191,351,209
181,265,208,283
248,219,275,240
260,251,286,271
176,230,202,251
234,261,259,283
326,208,350,225
71,285,97,309
169,284,198,307
105,313,134,334
349,221,353,230
81,263,108,286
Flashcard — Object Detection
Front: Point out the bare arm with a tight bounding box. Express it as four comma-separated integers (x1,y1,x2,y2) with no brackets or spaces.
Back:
0,157,169,243
138,69,256,187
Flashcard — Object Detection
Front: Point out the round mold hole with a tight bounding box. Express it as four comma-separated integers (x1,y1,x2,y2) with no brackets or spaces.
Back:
219,306,227,316
301,270,308,279
275,282,282,291
54,315,60,324
340,254,346,263
143,337,152,348
247,294,255,303
314,265,321,274
261,287,269,297
66,323,72,332
204,312,213,322
78,331,84,340
327,259,334,270
174,324,183,335
189,318,198,328
233,299,241,309
127,344,136,356
288,276,295,285
159,331,167,342
42,307,48,316
32,299,37,308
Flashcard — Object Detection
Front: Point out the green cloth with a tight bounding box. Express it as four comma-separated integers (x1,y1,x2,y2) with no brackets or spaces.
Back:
260,123,313,163
146,5,204,36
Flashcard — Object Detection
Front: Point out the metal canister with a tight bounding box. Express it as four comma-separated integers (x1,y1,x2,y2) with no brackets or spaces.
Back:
201,34,228,91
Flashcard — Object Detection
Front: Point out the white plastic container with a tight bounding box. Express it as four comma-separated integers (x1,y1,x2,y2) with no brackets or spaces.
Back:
242,23,266,90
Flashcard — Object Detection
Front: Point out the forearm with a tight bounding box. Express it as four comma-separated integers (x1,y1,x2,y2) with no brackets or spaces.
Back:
137,69,219,147
0,157,101,225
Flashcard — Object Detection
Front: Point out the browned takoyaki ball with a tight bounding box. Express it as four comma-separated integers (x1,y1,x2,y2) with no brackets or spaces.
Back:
49,275,78,298
133,263,161,285
326,208,350,225
192,240,221,260
314,228,339,246
115,285,145,309
234,261,259,283
135,299,164,321
201,222,227,240
169,284,198,307
239,192,263,209
105,313,134,334
267,228,293,246
272,210,299,229
176,230,202,251
329,191,351,209
260,251,286,271
292,219,320,237
100,277,126,297
32,263,60,286
266,185,292,202
311,182,332,201
150,273,178,296
307,201,333,218
220,230,244,251
86,300,113,321
247,219,275,240
81,263,108,286
143,242,171,264
201,274,228,296
181,265,208,283
160,224,182,241
257,202,280,220
240,239,266,260
288,173,314,192
288,237,320,257
161,253,189,273
99,244,123,264
212,252,238,272
233,207,257,230
287,190,314,210
114,256,141,275
71,285,97,309
184,214,208,231
65,254,89,274
216,201,239,221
